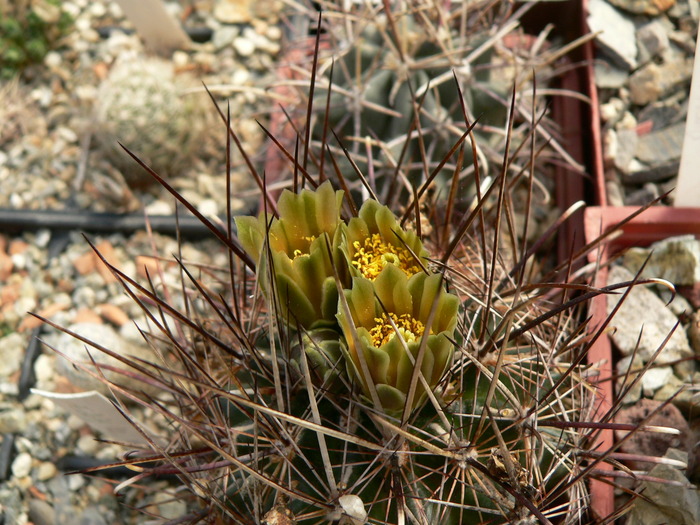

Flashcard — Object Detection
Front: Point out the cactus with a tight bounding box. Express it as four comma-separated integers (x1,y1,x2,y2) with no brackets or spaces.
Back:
93,57,209,187
276,1,569,206
44,6,684,525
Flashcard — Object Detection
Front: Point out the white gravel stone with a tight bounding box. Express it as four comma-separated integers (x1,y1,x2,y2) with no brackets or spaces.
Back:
233,36,256,57
0,333,25,376
77,434,99,455
11,452,32,479
641,366,674,395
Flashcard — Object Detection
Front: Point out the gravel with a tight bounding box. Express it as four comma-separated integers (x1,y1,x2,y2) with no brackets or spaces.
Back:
0,0,282,522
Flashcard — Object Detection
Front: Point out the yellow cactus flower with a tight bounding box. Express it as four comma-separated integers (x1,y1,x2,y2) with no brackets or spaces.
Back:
337,264,459,412
340,200,428,281
235,181,346,328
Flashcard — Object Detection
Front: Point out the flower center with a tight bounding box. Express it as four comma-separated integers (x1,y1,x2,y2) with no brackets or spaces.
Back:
352,233,421,280
369,312,426,347
292,235,317,259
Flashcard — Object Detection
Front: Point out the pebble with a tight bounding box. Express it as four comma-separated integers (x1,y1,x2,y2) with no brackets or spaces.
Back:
233,35,256,57
588,0,638,69
641,365,674,395
36,461,58,481
28,498,56,525
0,408,27,433
11,452,32,478
607,265,693,363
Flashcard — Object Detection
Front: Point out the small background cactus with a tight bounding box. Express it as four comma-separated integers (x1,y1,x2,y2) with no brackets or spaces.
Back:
92,57,210,188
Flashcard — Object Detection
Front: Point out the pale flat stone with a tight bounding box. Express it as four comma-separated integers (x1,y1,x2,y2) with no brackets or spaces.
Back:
588,0,638,69
606,265,693,364
623,235,700,285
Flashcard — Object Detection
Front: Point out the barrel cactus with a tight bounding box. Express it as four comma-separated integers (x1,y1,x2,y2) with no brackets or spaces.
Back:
49,5,672,525
93,57,208,187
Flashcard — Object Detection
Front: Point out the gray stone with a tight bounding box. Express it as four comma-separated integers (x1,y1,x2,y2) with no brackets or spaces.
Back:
594,59,629,89
606,265,693,364
212,26,239,51
53,323,161,396
0,332,25,376
616,354,644,404
636,20,670,62
588,0,638,70
625,453,699,525
641,365,673,395
624,182,660,206
28,499,56,525
635,122,685,166
623,160,679,184
623,235,700,285
0,407,27,433
630,59,693,106
637,101,685,131
614,128,639,173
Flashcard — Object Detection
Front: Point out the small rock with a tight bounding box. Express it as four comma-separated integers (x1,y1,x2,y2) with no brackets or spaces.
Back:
36,461,58,481
623,160,679,184
96,304,129,327
0,408,27,433
600,97,626,124
616,399,691,471
53,322,162,396
607,265,693,363
635,122,685,167
151,491,187,520
0,332,24,376
11,452,32,478
212,26,239,50
588,0,638,69
614,128,638,173
637,101,684,131
233,36,256,57
214,0,253,23
28,499,56,525
641,366,674,395
624,235,700,285
636,20,671,62
608,0,676,16
629,59,693,106
624,182,660,206
77,434,99,456
625,449,699,525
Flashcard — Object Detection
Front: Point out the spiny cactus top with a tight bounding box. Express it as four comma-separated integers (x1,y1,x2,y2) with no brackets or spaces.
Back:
236,181,460,413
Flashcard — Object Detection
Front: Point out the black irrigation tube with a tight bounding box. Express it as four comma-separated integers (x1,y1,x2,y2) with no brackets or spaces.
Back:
0,208,228,238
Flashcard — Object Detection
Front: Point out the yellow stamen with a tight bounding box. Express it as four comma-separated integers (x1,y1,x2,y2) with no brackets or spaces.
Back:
369,312,427,347
351,233,421,280
292,235,317,259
